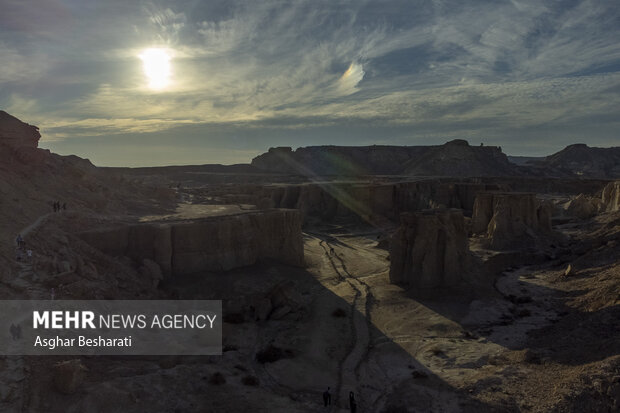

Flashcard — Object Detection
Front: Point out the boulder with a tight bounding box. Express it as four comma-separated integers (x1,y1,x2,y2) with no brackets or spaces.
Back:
53,359,87,394
140,259,163,288
389,209,470,289
566,194,602,219
269,305,292,320
255,298,272,321
268,281,304,312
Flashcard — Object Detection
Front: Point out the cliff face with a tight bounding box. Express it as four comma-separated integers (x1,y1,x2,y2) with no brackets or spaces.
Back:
472,192,552,250
251,140,521,177
389,209,470,289
77,209,304,276
601,181,620,212
261,180,504,224
403,139,519,177
0,110,41,149
251,145,429,175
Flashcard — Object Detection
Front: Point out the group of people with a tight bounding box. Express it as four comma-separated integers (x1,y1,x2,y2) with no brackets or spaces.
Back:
322,388,357,412
52,201,67,212
14,234,32,262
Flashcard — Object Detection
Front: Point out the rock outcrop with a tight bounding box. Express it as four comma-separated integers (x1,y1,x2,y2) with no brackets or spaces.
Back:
53,359,87,394
403,139,519,177
566,194,602,219
251,145,427,176
389,209,471,289
542,143,620,179
262,180,505,224
472,192,553,249
0,110,41,148
77,209,304,276
601,181,620,212
251,140,522,177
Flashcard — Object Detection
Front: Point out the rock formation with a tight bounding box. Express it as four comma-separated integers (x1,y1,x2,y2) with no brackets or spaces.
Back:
542,143,620,179
566,194,602,219
251,140,522,177
251,145,427,175
261,180,505,224
0,110,41,148
389,209,470,289
77,209,304,275
403,139,519,177
472,192,553,249
601,181,620,212
53,359,87,394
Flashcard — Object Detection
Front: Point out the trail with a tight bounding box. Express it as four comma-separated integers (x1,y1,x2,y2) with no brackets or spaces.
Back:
0,213,55,413
19,212,53,238
315,234,373,412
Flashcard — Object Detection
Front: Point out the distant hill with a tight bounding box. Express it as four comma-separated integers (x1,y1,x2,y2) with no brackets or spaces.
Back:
251,145,428,175
251,140,524,177
541,144,620,179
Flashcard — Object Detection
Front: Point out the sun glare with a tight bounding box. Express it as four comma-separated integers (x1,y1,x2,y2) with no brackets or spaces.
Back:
139,48,171,90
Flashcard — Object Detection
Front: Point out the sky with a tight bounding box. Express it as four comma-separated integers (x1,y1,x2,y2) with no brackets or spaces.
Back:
1,0,619,166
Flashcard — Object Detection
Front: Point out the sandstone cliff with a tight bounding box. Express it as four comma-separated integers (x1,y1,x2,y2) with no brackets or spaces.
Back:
0,110,40,148
260,180,505,225
389,209,471,290
565,194,603,219
251,145,428,175
601,181,620,212
251,140,523,177
77,209,304,275
472,192,553,250
403,139,519,177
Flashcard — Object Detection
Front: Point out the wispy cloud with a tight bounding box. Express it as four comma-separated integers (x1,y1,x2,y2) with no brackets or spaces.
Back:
1,0,619,164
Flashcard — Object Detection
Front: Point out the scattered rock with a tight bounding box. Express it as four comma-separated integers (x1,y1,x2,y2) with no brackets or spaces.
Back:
254,298,272,321
269,305,292,320
53,359,87,394
411,370,428,379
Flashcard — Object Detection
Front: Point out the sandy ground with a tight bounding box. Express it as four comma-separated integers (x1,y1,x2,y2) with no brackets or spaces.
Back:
2,208,618,412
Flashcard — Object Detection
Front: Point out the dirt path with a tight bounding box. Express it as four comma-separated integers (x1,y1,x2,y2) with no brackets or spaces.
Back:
313,235,374,412
20,213,52,238
0,214,53,413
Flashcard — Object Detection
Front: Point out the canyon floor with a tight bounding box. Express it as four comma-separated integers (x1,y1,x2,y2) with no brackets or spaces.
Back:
3,197,618,413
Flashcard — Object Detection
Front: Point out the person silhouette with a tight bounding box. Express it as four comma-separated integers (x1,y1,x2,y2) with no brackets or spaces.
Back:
349,391,357,413
323,386,331,406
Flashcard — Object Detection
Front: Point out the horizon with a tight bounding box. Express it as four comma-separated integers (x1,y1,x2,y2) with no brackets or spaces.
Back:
93,140,615,169
2,0,619,167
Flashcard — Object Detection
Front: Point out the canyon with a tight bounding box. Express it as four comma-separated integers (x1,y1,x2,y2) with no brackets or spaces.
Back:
0,112,618,412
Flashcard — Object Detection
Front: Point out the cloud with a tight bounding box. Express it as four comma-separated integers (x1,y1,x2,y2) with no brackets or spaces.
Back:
1,0,619,165
339,62,365,95
0,42,49,83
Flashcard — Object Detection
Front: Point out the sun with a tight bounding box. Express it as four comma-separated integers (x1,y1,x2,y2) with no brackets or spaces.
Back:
138,48,171,90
